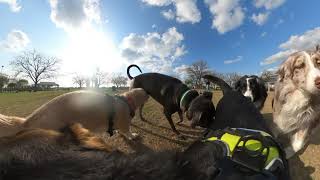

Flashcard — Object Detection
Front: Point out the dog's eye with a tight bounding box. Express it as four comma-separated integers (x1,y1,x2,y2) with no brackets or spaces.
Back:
294,62,305,69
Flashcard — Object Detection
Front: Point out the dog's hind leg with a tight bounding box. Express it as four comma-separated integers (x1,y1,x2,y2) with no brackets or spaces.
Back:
139,104,146,121
176,110,183,124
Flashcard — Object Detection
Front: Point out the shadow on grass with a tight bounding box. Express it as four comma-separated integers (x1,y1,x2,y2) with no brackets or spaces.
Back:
121,135,153,154
140,119,202,139
131,124,190,146
289,153,315,180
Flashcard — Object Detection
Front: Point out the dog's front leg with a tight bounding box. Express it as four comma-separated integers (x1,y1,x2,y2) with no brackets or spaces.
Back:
285,128,309,159
177,110,183,124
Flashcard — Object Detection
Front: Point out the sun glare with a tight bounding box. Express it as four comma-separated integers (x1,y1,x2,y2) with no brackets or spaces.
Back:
60,26,126,86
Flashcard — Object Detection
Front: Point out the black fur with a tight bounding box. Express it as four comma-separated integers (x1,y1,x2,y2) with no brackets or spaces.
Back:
127,64,215,136
234,75,268,110
0,127,287,180
203,74,270,133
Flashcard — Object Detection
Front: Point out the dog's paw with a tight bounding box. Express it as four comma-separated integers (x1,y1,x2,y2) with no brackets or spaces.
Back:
128,133,139,140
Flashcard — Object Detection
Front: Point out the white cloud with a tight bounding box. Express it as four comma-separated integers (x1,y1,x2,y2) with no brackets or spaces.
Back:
161,9,175,20
279,28,320,50
120,27,187,74
49,0,101,31
175,0,201,23
261,50,294,65
251,12,269,26
0,30,30,52
224,56,242,64
142,0,172,6
142,0,201,24
0,0,21,12
204,0,245,34
253,0,286,10
261,27,320,65
174,64,189,79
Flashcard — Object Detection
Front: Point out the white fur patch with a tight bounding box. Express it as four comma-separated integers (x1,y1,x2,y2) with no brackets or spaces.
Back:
243,78,254,101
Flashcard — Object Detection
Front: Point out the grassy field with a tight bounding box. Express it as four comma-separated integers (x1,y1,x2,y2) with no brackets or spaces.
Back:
0,90,319,179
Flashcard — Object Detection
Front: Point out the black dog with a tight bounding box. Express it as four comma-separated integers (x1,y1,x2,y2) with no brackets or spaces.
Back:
234,75,267,110
203,74,270,133
0,124,288,180
127,64,215,138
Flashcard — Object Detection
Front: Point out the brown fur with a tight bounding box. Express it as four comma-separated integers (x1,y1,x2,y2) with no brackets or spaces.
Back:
0,89,149,139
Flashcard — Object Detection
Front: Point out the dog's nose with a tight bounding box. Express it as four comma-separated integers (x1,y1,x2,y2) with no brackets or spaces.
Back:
315,77,320,89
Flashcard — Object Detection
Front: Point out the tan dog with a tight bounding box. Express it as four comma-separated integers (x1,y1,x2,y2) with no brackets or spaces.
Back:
0,114,25,137
0,88,149,140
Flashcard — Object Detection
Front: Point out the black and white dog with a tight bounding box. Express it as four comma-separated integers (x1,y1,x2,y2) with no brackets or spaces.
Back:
234,75,268,110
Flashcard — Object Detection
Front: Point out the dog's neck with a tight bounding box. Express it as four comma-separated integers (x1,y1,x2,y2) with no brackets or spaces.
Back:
178,88,198,112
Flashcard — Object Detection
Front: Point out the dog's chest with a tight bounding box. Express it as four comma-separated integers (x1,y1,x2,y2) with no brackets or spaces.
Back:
278,91,320,132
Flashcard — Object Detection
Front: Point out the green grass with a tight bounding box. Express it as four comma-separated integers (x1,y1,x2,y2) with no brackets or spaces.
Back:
0,90,71,117
0,88,122,117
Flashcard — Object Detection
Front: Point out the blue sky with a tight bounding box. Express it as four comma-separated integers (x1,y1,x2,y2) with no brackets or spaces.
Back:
1,0,320,86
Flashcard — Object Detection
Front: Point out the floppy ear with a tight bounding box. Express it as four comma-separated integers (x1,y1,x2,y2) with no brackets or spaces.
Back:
316,44,320,52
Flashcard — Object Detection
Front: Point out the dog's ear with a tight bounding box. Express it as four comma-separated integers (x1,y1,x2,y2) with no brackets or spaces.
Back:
316,44,320,52
278,52,304,82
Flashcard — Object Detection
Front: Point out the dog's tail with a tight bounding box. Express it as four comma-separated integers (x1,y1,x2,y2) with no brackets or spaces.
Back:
127,64,142,80
203,74,232,94
0,114,25,137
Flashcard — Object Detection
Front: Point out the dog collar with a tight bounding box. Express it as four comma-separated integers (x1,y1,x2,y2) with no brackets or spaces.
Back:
203,128,284,173
179,90,192,109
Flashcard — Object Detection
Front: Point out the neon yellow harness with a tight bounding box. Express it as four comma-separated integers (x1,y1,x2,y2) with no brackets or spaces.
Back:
204,128,282,170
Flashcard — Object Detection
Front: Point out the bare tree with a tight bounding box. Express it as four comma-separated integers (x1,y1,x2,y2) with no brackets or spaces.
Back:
0,74,9,89
261,70,276,82
185,60,210,88
111,73,127,88
10,49,59,89
223,72,242,86
73,75,86,88
92,68,108,88
85,78,91,88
